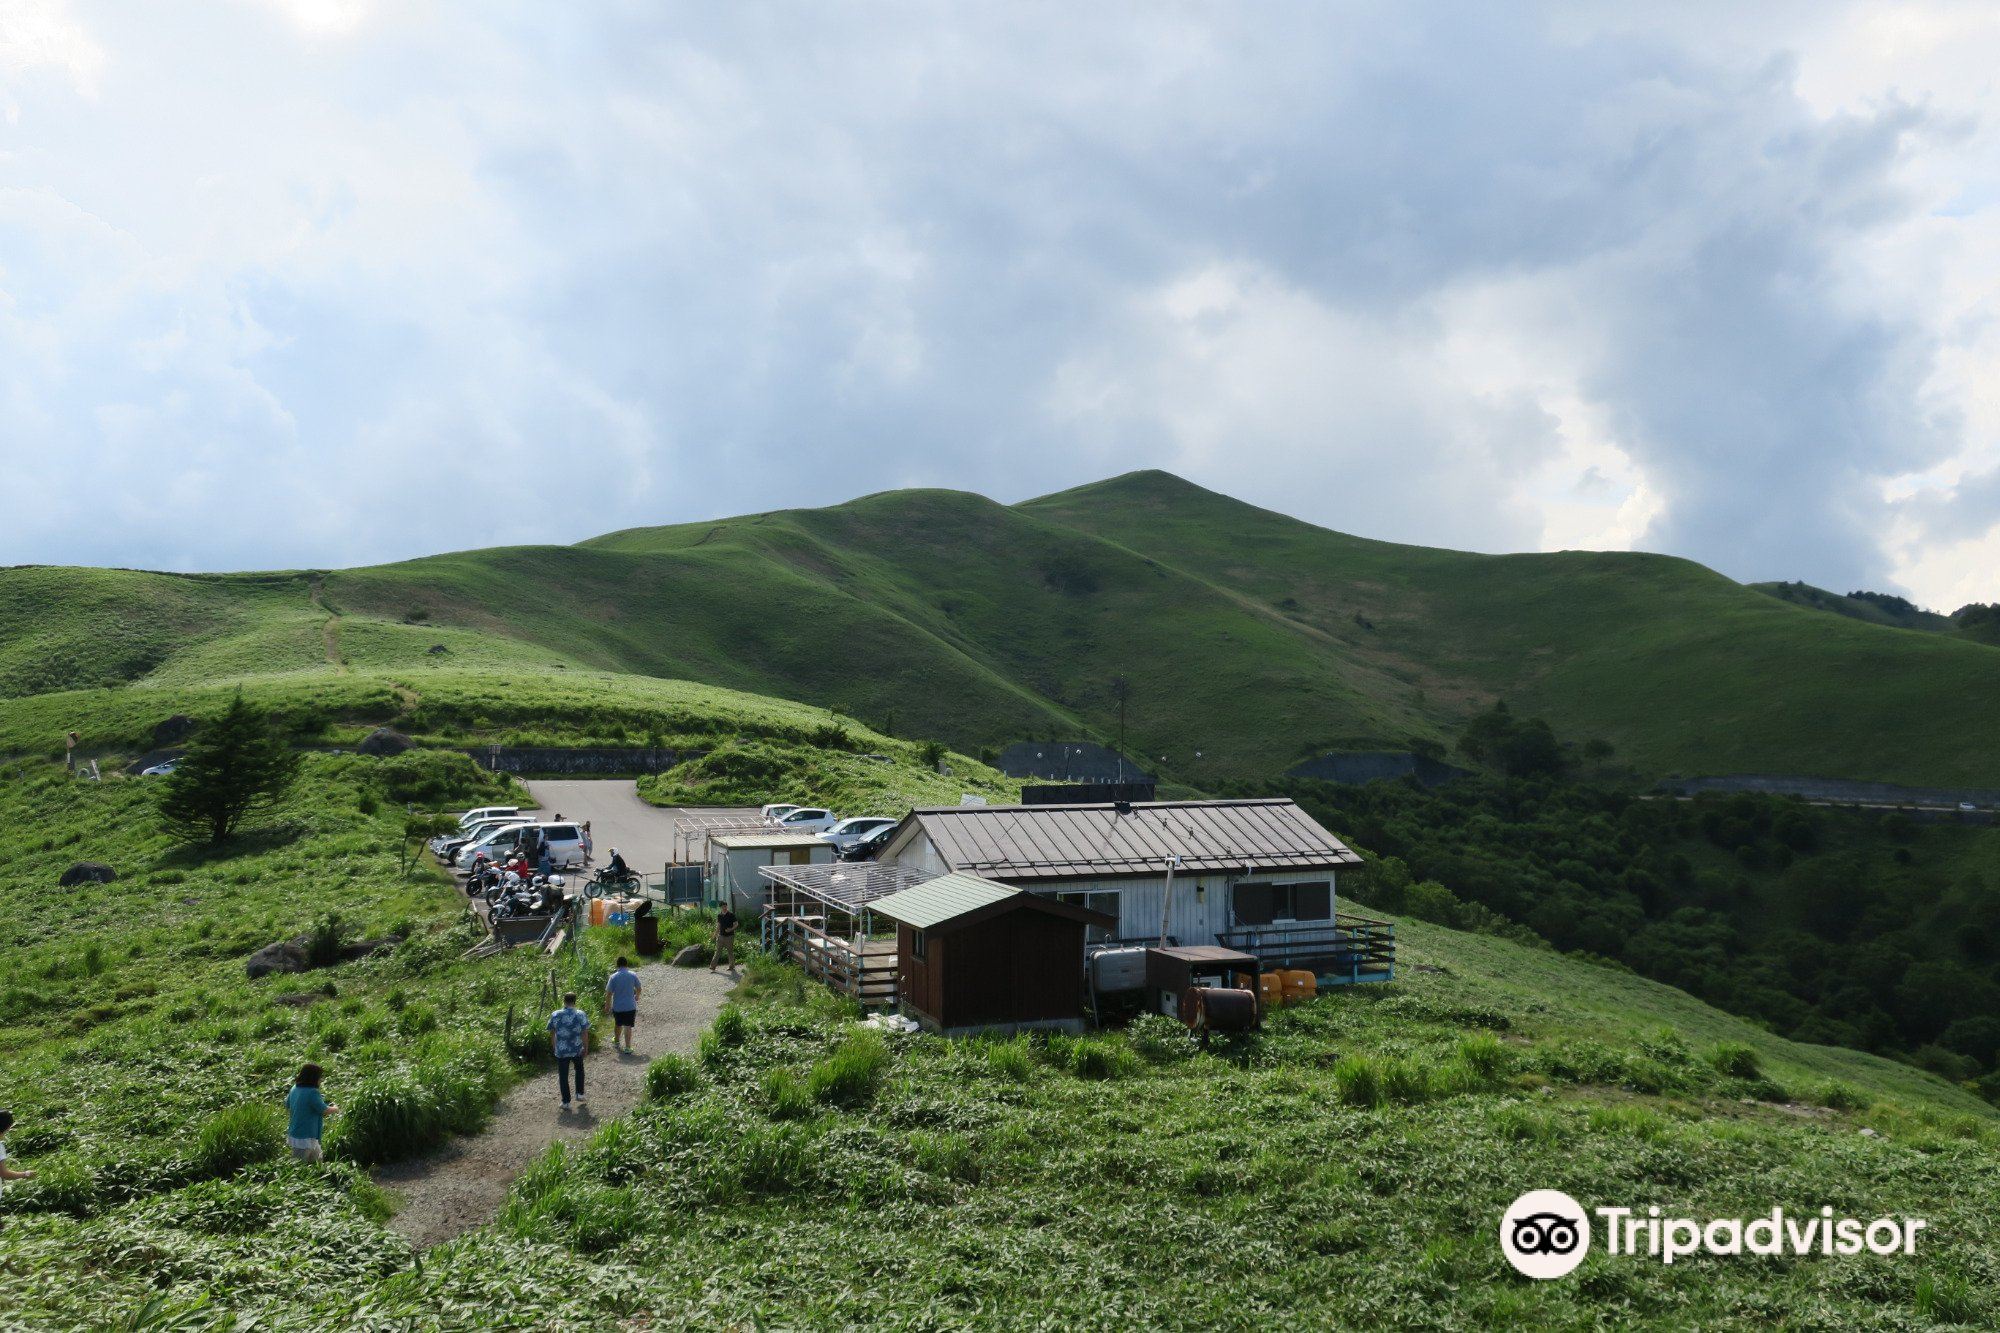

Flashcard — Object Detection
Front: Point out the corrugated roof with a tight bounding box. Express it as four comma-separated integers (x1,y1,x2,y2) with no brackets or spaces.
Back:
870,873,1021,930
890,798,1361,881
711,831,830,849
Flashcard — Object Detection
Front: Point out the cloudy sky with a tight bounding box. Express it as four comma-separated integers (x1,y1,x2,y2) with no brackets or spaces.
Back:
4,2,1999,608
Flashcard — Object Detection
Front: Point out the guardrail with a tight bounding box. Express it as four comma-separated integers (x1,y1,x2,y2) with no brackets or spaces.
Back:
773,915,899,1009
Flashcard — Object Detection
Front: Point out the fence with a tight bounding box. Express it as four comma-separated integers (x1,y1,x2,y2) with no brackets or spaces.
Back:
772,915,899,1009
1215,914,1395,985
467,746,699,775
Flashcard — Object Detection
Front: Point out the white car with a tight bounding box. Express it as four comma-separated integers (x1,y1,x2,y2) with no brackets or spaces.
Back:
459,805,521,830
432,816,530,860
140,759,180,777
820,816,897,852
762,803,803,824
456,821,591,871
775,806,838,834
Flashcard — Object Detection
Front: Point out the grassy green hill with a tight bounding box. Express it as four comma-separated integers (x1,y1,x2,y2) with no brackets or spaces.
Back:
0,743,1992,1326
10,469,2000,788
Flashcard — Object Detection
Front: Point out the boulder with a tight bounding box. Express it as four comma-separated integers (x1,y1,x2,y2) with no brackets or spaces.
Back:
57,862,116,887
151,715,197,748
357,727,414,756
245,941,309,978
671,944,709,967
426,644,449,656
337,936,401,962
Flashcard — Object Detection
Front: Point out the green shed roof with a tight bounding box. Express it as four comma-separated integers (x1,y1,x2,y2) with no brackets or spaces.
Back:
870,872,1020,930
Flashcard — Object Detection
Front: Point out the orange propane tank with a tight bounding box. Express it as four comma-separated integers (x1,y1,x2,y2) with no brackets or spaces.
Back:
588,897,608,927
1282,969,1318,1004
1256,972,1285,1009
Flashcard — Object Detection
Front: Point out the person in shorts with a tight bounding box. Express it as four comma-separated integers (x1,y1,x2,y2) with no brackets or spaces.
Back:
286,1063,335,1162
605,956,642,1053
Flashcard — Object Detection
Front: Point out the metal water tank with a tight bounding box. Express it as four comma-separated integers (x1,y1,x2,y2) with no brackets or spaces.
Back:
1091,946,1149,992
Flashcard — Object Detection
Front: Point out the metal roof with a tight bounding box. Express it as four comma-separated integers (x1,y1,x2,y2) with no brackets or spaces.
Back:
886,798,1361,881
711,831,830,849
757,860,933,911
870,873,1022,930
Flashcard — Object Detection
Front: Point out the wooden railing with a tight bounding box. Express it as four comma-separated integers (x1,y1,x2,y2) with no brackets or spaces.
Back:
1215,914,1395,984
774,915,900,1009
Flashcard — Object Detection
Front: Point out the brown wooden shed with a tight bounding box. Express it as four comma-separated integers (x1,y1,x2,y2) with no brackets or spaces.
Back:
870,873,1116,1036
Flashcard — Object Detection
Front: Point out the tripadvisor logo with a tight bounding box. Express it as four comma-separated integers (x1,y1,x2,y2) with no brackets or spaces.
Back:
1500,1191,1929,1279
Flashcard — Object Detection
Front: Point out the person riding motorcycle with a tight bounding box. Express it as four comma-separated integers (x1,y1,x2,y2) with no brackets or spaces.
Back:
606,848,630,879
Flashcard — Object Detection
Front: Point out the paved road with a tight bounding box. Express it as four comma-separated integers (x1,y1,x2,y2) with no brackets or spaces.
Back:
522,779,756,877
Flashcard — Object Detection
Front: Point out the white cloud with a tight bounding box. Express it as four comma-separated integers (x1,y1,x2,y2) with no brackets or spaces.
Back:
0,1,1997,610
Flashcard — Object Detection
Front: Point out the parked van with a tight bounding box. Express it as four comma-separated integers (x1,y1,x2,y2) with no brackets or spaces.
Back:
459,805,521,830
455,821,591,871
431,815,529,861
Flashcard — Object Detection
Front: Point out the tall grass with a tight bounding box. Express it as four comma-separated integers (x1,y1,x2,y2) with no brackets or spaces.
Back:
192,1104,284,1177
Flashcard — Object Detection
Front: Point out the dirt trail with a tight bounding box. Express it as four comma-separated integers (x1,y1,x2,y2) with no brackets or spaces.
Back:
378,963,735,1248
307,577,348,673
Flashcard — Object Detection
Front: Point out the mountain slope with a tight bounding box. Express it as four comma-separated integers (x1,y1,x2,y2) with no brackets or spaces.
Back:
8,470,2000,786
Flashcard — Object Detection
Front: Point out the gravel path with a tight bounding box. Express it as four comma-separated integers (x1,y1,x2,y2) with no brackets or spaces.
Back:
378,962,736,1248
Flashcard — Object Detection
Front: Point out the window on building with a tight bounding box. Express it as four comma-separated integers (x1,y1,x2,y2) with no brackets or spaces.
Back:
1232,881,1332,926
910,929,927,961
1055,889,1121,941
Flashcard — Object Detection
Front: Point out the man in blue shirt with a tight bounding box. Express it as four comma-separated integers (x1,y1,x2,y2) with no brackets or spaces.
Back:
547,992,591,1108
605,956,642,1053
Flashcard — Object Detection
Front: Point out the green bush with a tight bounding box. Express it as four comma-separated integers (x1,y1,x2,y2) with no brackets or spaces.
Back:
762,1068,816,1121
193,1103,285,1178
1813,1081,1870,1111
1382,1059,1432,1105
1455,1032,1511,1084
984,1036,1034,1082
1914,1273,1977,1325
808,1030,891,1108
1127,1012,1195,1065
712,1006,749,1047
1333,1054,1386,1108
332,1041,506,1165
1706,1042,1762,1080
646,1054,700,1101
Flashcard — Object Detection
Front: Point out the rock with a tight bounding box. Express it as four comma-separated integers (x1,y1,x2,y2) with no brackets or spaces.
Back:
357,727,414,756
426,644,449,655
57,862,116,887
671,944,709,967
1860,1127,1882,1138
245,941,308,978
337,936,401,962
151,714,197,747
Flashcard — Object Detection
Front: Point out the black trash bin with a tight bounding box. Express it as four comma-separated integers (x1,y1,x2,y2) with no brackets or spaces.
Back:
634,912,661,956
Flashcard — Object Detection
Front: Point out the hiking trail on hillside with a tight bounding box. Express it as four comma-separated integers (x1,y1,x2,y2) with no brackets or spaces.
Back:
376,963,734,1248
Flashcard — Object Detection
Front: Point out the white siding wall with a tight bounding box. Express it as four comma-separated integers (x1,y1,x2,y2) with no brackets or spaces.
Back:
887,830,1341,947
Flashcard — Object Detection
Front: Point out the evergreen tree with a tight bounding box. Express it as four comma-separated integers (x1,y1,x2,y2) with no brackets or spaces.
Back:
157,693,301,844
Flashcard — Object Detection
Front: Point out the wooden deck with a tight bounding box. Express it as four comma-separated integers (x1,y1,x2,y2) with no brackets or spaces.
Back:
1215,914,1395,984
773,914,899,1009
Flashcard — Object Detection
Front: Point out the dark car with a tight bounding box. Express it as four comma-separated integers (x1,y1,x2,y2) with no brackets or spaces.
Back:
837,821,896,862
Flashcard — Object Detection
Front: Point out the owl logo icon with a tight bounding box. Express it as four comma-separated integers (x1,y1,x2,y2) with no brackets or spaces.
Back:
1501,1190,1591,1279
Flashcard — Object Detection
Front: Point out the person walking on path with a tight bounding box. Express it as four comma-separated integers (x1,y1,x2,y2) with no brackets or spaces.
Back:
710,905,738,972
548,992,590,1108
286,1063,336,1162
605,958,642,1053
0,1109,36,1199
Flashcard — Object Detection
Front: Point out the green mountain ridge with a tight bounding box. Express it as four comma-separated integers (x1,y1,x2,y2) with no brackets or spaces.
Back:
6,470,2000,787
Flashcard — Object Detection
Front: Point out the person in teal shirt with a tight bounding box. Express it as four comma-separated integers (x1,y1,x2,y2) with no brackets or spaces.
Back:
286,1063,336,1162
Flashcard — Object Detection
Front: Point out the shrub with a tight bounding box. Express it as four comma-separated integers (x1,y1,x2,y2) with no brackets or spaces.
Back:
193,1103,285,1178
646,1054,700,1101
1914,1273,1977,1325
1062,1037,1139,1081
305,914,345,970
1489,1103,1566,1145
762,1068,816,1121
1127,1012,1195,1065
808,1031,891,1108
1382,1059,1433,1105
1813,1081,1870,1111
985,1037,1034,1082
333,1041,506,1165
1333,1055,1386,1108
1706,1042,1762,1080
712,1006,749,1047
1456,1032,1511,1085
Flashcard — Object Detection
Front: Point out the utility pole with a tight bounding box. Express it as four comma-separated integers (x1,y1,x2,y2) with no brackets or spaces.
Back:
1110,676,1131,783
